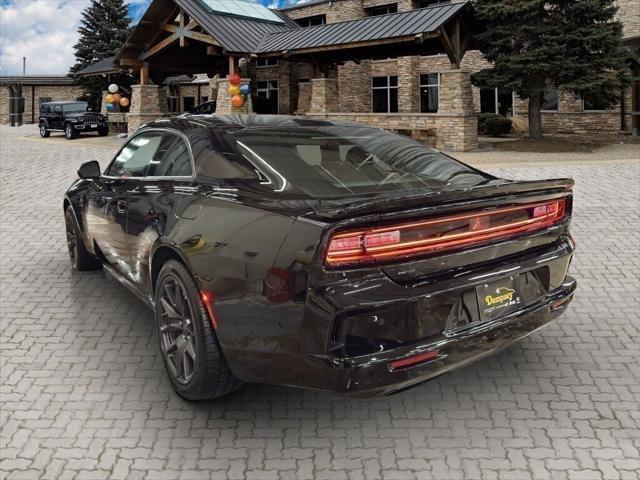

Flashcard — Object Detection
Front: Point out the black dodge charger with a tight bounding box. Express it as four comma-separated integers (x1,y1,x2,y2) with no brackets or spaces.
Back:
63,115,576,399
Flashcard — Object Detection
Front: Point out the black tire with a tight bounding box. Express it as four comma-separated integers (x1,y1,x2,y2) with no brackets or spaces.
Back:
98,125,109,137
155,260,242,400
39,123,50,138
64,123,78,140
65,206,100,271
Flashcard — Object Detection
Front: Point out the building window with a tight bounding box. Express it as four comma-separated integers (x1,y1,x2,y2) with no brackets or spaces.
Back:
201,96,209,104
295,14,326,27
183,96,195,112
367,4,397,16
480,87,514,115
256,57,279,68
257,80,279,114
372,76,398,113
541,86,558,111
419,73,439,113
418,0,451,7
583,94,609,111
167,97,179,113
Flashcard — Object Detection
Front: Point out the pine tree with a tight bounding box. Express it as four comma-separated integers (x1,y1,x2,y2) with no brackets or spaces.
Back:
70,0,132,110
471,0,628,138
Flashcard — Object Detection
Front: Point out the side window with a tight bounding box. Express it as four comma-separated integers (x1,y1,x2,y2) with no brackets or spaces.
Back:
146,133,193,177
106,132,164,177
54,105,61,114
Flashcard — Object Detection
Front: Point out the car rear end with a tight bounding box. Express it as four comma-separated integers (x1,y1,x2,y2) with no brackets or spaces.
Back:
218,122,576,396
295,179,576,396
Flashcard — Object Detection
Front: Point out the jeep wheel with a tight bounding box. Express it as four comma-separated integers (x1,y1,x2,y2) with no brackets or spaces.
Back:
39,123,50,138
97,125,109,137
65,123,78,140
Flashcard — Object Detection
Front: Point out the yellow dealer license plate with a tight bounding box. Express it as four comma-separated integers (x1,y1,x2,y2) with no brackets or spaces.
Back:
476,276,522,322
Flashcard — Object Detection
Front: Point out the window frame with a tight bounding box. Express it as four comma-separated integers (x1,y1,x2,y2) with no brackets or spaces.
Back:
419,72,440,113
103,128,196,181
256,79,279,114
371,75,399,113
541,86,559,112
582,95,609,112
256,57,279,68
367,3,398,16
294,14,326,27
419,0,451,7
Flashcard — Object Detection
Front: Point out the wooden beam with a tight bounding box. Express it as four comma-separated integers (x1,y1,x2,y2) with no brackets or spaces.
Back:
140,33,178,61
439,26,459,67
207,45,223,55
140,62,149,85
184,30,221,47
119,58,143,68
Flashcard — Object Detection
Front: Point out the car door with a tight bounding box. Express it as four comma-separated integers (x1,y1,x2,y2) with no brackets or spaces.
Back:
85,130,166,282
125,131,195,292
52,104,63,129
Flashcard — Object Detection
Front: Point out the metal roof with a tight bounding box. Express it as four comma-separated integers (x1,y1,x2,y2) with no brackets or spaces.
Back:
257,2,467,53
0,75,76,86
173,0,298,53
75,56,118,76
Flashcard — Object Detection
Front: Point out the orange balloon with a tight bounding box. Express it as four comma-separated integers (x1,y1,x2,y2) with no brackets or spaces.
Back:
119,97,129,107
105,94,115,103
113,94,122,103
231,95,244,108
228,85,240,96
229,73,241,86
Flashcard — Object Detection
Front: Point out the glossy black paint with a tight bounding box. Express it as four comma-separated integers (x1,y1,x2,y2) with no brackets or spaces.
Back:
64,115,576,396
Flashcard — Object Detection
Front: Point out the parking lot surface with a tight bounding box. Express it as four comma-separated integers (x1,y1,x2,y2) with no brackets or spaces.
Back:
1,125,639,480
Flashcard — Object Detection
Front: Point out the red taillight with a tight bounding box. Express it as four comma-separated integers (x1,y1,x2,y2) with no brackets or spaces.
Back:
389,349,440,370
325,198,567,267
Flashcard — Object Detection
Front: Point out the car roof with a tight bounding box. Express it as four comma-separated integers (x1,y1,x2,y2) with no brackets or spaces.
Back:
140,114,369,134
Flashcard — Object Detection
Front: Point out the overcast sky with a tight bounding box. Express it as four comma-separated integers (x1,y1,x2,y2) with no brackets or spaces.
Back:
0,0,305,75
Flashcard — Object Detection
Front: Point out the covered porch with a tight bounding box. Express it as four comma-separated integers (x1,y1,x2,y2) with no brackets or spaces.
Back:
105,0,480,150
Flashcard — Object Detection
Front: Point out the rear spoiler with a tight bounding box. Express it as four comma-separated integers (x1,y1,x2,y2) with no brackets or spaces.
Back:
303,178,574,222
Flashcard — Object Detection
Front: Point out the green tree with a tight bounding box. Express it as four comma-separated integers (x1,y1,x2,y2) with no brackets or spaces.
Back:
69,0,132,110
471,0,628,138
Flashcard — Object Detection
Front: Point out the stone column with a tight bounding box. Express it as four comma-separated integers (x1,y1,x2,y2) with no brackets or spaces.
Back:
437,69,478,151
126,84,168,136
398,56,419,113
309,77,339,114
296,82,313,114
100,91,109,114
215,76,253,115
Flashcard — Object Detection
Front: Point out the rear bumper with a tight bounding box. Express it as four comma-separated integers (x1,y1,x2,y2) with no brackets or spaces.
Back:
308,275,576,397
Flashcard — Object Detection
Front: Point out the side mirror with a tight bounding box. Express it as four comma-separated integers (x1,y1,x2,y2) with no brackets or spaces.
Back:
78,161,101,179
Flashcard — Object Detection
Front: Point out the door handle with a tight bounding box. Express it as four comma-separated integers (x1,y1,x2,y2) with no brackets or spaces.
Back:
117,199,128,214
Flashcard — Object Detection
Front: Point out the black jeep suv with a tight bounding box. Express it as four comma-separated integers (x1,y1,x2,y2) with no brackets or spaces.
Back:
39,101,108,140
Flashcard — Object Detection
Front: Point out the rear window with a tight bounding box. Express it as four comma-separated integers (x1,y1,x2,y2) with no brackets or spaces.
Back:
227,126,490,197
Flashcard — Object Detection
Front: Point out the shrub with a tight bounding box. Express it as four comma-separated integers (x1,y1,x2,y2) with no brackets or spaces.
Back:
483,115,513,137
478,113,501,133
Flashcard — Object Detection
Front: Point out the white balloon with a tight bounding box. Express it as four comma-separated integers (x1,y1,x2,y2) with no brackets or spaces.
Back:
108,84,118,93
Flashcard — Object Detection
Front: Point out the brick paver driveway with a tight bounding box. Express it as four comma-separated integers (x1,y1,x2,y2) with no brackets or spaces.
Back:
1,125,639,480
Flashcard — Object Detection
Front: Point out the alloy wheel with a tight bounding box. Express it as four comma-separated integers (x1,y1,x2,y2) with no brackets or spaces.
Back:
158,276,197,385
65,212,78,268
40,125,46,136
65,125,73,139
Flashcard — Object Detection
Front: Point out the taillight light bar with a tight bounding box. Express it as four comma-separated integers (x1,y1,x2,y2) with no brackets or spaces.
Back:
325,198,567,267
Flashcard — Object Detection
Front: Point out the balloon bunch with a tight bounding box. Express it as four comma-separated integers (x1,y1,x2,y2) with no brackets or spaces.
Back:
105,84,129,111
228,74,250,109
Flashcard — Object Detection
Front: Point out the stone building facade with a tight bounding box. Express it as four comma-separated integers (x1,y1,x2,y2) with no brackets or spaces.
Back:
273,0,638,139
0,77,84,125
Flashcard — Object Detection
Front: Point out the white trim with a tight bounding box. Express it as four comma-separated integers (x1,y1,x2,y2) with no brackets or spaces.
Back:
371,75,399,113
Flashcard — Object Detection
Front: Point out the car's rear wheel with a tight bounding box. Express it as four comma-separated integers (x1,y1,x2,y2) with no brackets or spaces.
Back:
39,123,50,138
155,260,242,400
64,123,78,140
97,125,109,137
65,206,100,271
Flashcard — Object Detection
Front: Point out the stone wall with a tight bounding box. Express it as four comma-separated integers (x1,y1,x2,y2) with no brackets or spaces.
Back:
127,84,168,135
0,84,84,125
616,0,640,40
283,0,367,22
306,112,477,151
